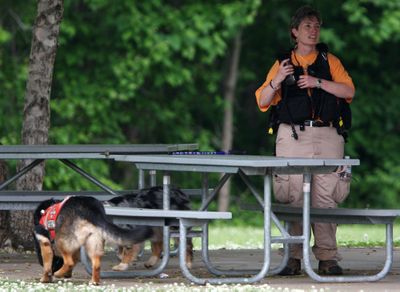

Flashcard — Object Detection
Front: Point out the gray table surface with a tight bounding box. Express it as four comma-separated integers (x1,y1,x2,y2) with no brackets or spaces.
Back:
0,144,198,159
110,154,360,175
111,154,359,166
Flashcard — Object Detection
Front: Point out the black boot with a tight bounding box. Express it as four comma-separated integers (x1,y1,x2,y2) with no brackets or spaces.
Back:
318,260,343,275
278,258,301,276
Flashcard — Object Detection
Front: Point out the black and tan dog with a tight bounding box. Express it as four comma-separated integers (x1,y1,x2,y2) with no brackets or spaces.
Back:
107,186,193,271
33,196,152,284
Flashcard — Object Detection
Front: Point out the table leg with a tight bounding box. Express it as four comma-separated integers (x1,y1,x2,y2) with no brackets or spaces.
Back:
138,169,145,189
201,173,209,204
302,172,313,274
301,172,393,282
178,175,272,284
239,169,289,275
163,173,170,210
150,170,157,187
199,171,257,276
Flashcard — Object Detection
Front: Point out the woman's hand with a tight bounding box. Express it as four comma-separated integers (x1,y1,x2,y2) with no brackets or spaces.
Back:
298,75,355,98
274,59,294,85
297,75,318,89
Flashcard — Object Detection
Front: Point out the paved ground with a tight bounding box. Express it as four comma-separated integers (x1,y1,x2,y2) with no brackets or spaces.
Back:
1,247,400,291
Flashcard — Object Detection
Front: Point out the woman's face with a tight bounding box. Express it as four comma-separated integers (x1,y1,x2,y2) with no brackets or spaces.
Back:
292,16,320,47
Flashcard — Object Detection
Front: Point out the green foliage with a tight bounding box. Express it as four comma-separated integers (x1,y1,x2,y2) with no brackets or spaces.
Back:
0,3,35,145
1,0,260,191
341,0,400,207
238,0,400,209
1,0,400,210
53,0,260,142
344,0,400,43
0,27,11,43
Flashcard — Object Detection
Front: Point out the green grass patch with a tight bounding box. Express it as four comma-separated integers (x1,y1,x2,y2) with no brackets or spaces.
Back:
201,222,400,249
337,223,400,247
0,279,289,292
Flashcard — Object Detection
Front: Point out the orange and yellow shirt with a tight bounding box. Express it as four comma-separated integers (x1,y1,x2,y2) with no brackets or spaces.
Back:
255,51,355,112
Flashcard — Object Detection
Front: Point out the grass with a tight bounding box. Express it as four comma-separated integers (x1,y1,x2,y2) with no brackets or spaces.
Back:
202,222,400,249
0,280,289,292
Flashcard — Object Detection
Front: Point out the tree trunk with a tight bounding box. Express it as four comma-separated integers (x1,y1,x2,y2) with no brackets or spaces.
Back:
10,0,64,250
218,30,242,212
0,160,10,247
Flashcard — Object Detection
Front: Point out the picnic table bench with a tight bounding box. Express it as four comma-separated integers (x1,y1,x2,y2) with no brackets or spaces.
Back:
271,203,400,282
80,206,232,278
0,188,208,210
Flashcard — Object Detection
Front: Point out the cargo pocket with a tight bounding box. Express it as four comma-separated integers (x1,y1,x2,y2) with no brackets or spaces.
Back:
333,173,351,204
273,174,290,203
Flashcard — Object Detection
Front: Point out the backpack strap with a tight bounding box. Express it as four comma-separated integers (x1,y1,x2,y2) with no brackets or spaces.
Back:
268,49,299,140
277,50,292,63
316,43,351,141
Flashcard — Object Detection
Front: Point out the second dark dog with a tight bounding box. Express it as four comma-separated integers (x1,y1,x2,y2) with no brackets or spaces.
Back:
107,186,193,270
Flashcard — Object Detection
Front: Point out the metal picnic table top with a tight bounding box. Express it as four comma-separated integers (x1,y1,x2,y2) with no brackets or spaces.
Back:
110,154,360,175
105,154,363,284
0,144,198,159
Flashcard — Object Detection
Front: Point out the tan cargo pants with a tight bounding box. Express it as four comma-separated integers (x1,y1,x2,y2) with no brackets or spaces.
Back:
273,123,351,261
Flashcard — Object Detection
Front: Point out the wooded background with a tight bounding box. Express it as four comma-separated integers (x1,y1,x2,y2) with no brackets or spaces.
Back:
1,0,400,217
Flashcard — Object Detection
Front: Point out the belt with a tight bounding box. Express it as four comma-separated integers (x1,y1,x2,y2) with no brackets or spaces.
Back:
302,120,333,127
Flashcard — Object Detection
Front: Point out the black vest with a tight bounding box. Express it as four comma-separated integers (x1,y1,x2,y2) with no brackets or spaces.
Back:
276,45,339,124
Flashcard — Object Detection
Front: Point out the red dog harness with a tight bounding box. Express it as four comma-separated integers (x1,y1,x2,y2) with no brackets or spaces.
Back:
39,197,70,240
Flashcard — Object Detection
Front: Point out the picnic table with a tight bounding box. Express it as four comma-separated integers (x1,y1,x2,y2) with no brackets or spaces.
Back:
4,147,395,284
109,154,363,284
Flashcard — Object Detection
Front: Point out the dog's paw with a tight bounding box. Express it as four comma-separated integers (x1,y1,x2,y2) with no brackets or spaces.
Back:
64,270,73,278
112,263,129,271
186,261,192,269
144,256,158,268
40,274,52,283
89,280,100,286
53,270,64,278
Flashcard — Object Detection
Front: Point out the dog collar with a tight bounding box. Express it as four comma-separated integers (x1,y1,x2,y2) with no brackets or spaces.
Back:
39,196,71,240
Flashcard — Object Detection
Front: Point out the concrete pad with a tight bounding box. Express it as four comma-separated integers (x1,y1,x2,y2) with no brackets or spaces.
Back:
1,247,399,291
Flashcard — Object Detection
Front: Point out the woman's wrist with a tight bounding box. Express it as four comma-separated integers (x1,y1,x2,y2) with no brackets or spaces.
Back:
269,79,281,90
316,78,322,89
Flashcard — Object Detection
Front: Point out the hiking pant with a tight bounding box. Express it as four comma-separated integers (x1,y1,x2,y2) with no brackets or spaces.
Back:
273,123,350,261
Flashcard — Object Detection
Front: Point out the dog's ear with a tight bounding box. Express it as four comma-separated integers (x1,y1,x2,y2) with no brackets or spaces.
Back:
33,198,59,224
34,224,50,239
107,196,122,206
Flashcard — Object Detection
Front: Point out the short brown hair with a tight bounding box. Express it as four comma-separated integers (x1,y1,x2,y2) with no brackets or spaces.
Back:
290,6,322,41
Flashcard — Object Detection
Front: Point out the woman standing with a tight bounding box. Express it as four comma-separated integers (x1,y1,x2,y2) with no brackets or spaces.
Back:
255,6,355,276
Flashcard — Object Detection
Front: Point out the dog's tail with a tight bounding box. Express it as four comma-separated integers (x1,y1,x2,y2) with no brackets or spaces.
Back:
103,220,153,246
